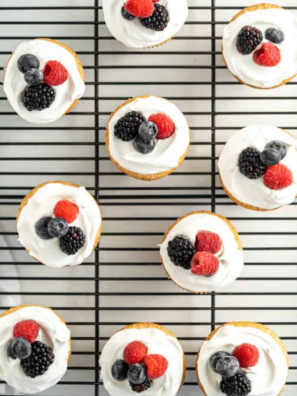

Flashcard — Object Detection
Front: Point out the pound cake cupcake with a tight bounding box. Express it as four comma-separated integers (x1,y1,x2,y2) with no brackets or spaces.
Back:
160,211,244,293
196,322,289,396
103,0,188,49
222,3,297,89
106,95,190,181
100,322,186,395
3,38,85,123
17,181,102,268
219,125,297,211
0,305,71,394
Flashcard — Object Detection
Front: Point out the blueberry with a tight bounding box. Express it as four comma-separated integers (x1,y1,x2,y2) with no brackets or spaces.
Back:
17,54,40,74
48,217,69,238
111,359,129,382
10,338,31,360
127,363,147,385
138,121,158,141
260,148,281,166
24,69,44,86
7,340,17,360
121,6,135,20
265,140,287,160
265,28,284,44
209,351,232,373
216,355,240,378
134,135,156,154
35,216,54,240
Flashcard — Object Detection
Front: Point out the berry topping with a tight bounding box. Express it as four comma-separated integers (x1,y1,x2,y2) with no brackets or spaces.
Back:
238,147,267,179
263,164,293,190
220,372,252,396
59,226,86,255
48,217,69,238
121,6,135,20
43,60,69,86
209,351,232,373
138,121,158,141
127,363,148,384
111,359,129,382
260,148,281,166
8,338,31,360
191,252,219,277
140,4,170,32
124,0,154,18
17,54,40,74
13,320,40,344
134,135,155,154
144,354,168,380
114,111,146,142
35,216,54,240
216,355,240,377
24,69,44,86
265,140,287,160
124,341,148,365
167,236,196,270
233,343,260,368
21,83,56,112
253,42,281,67
265,28,284,44
7,342,17,360
148,113,175,140
194,230,222,254
54,200,79,224
236,26,263,55
129,378,152,393
21,341,55,378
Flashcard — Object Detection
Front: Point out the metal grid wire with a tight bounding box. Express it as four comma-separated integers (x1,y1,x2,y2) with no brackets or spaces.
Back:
0,0,295,395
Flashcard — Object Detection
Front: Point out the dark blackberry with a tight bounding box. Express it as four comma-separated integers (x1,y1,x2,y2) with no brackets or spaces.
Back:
236,26,263,55
140,4,170,32
21,341,55,378
167,236,196,270
220,372,252,396
114,111,146,142
129,378,152,393
238,147,266,179
21,83,56,111
59,226,86,255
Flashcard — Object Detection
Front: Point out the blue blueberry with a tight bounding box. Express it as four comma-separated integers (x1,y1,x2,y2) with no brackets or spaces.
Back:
111,359,129,382
265,140,287,160
260,148,281,166
210,351,232,373
121,6,135,21
216,355,240,378
265,28,284,44
24,69,44,86
127,363,147,385
138,121,158,141
7,340,17,360
35,216,54,240
48,217,69,238
134,135,155,154
17,54,40,74
10,338,31,360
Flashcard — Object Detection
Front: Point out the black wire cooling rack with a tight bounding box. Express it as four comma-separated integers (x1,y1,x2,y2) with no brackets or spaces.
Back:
0,1,296,395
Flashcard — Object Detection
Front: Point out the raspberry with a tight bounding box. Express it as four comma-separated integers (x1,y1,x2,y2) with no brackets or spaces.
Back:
233,343,259,368
144,354,168,380
195,230,222,254
13,320,40,344
253,42,281,67
124,0,154,18
191,252,219,277
263,164,293,190
148,113,175,140
124,342,148,365
54,200,79,224
152,0,159,2
43,60,69,86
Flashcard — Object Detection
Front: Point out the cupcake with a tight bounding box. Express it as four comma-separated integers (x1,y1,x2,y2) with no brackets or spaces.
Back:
160,211,244,294
196,322,289,396
218,125,297,211
17,181,102,268
3,38,85,123
106,95,190,181
222,3,297,89
100,322,186,395
103,0,188,49
0,305,71,394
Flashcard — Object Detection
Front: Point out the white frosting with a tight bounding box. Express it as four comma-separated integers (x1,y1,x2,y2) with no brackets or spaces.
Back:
198,324,288,396
17,183,101,268
223,8,297,88
218,125,297,210
4,40,85,124
108,96,190,175
100,327,184,396
0,306,70,394
103,0,188,49
160,213,244,293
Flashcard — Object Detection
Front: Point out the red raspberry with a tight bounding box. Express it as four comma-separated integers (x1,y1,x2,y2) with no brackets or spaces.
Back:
13,320,40,344
263,164,293,190
144,354,168,380
148,113,176,140
54,200,79,224
124,341,148,365
195,230,222,254
43,60,69,86
253,42,281,67
233,343,260,368
124,0,154,18
152,0,159,2
191,252,219,276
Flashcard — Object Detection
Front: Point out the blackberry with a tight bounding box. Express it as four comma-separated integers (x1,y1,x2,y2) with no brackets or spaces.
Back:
236,26,263,55
21,83,56,111
167,236,196,270
238,147,266,179
129,378,152,393
220,372,252,396
140,4,170,32
60,226,86,255
21,341,55,378
114,111,146,142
